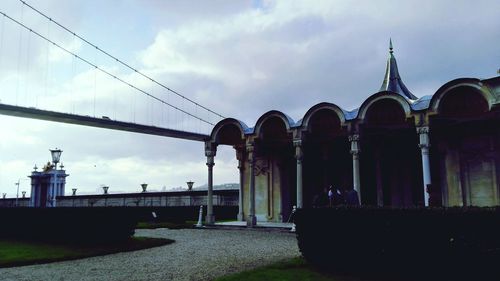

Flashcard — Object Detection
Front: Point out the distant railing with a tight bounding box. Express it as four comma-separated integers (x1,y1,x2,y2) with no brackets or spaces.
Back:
0,189,238,208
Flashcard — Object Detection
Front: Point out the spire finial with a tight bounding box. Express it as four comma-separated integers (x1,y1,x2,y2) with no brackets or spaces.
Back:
389,38,393,54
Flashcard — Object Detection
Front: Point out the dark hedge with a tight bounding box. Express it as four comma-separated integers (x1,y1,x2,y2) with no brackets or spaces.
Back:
0,206,237,244
295,206,500,279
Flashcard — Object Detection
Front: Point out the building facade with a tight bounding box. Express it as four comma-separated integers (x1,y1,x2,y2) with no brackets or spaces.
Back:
30,163,69,207
205,43,500,225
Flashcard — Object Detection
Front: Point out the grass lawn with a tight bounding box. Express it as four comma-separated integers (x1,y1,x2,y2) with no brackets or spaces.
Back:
215,257,384,281
0,236,173,268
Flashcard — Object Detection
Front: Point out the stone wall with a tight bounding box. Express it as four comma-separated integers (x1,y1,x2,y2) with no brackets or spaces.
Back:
0,189,238,208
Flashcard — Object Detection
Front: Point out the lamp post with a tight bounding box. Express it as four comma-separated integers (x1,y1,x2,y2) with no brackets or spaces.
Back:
50,148,62,170
50,148,62,207
15,179,20,207
186,181,194,191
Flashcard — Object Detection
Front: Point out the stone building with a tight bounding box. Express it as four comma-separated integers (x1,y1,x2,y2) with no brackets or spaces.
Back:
205,42,500,226
29,161,69,207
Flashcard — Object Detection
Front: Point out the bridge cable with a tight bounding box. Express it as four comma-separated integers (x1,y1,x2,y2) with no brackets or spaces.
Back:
0,11,216,126
18,0,225,120
0,16,5,93
24,21,31,107
15,4,24,106
44,19,50,108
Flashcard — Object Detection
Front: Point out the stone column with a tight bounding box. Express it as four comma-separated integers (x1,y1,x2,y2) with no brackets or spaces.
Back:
246,143,257,226
294,139,304,208
349,134,361,202
205,143,216,224
374,149,384,207
236,147,245,221
417,126,431,206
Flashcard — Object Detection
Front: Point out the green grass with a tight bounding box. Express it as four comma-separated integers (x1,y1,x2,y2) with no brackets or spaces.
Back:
215,257,378,281
0,236,174,268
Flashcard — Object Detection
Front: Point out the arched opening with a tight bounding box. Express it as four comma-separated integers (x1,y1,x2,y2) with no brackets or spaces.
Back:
216,124,243,145
438,88,488,118
430,87,498,207
252,115,295,222
365,99,407,126
360,98,422,207
303,109,350,208
210,121,246,221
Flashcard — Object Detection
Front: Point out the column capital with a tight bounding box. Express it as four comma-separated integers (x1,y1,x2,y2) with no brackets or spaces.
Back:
416,126,430,135
206,153,215,167
204,141,217,157
237,160,245,170
348,134,360,142
349,134,361,155
417,126,430,149
293,139,303,147
294,139,303,161
246,141,254,152
235,144,245,157
246,143,255,163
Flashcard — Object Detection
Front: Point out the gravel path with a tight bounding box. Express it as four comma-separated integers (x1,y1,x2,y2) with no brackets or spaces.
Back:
0,228,301,281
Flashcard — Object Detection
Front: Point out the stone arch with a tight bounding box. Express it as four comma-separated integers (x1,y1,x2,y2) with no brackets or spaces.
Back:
210,118,248,145
429,79,494,117
301,102,346,137
358,93,412,125
253,110,295,140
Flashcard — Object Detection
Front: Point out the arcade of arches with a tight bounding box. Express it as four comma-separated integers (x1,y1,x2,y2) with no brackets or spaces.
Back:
203,47,500,226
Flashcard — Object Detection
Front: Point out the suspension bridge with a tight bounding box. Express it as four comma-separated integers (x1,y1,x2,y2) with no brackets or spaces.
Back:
0,1,224,141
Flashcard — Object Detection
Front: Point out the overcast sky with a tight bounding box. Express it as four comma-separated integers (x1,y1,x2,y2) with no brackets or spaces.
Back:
0,0,499,196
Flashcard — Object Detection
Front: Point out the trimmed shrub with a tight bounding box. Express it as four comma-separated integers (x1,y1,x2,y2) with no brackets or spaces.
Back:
0,207,138,244
295,206,500,277
0,206,237,244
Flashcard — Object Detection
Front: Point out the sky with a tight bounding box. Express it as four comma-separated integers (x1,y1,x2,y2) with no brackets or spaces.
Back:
0,0,499,196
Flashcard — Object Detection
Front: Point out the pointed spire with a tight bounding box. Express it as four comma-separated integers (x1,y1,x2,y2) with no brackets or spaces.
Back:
379,39,418,100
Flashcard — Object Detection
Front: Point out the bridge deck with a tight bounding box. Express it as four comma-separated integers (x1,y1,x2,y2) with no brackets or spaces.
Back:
0,104,209,141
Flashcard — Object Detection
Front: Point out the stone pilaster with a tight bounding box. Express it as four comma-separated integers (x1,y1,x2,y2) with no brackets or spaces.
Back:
246,142,257,227
236,146,245,221
294,139,304,208
349,134,361,203
205,142,217,224
417,126,431,206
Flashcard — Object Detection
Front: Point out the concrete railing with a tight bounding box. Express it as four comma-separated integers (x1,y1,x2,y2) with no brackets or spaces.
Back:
0,189,238,208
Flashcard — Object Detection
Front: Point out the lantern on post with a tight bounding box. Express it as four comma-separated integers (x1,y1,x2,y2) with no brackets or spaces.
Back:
186,181,194,191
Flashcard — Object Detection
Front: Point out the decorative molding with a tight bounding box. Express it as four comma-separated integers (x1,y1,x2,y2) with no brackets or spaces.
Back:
416,126,430,135
417,126,430,149
349,134,361,154
254,158,268,176
348,134,360,142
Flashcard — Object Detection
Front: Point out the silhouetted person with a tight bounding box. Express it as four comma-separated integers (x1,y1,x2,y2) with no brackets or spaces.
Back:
332,187,345,206
328,186,334,207
343,186,360,206
426,184,441,207
313,187,329,207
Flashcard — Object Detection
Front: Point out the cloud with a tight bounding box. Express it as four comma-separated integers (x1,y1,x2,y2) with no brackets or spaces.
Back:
0,0,499,197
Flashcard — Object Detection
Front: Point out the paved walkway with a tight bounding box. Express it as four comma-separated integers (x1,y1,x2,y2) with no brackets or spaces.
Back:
0,228,301,281
214,221,294,229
